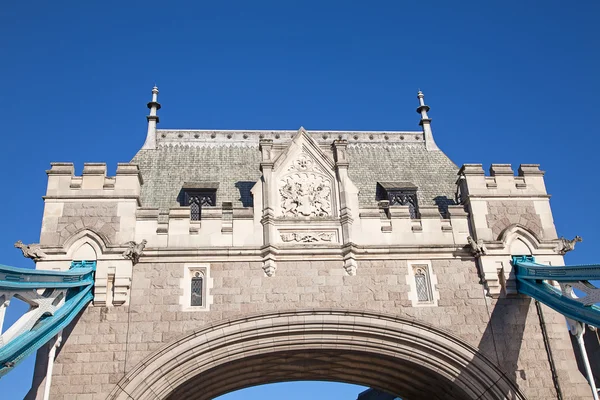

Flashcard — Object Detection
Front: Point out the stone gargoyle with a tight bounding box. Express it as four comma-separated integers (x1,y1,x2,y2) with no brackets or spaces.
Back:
122,239,147,265
555,236,582,255
14,240,47,261
467,236,487,258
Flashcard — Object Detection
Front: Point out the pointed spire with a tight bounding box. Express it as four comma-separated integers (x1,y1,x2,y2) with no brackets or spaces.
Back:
417,91,430,119
142,86,161,149
416,90,438,151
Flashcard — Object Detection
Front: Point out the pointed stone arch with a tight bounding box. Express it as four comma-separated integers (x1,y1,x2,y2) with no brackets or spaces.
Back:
63,229,109,260
108,309,526,400
498,224,542,255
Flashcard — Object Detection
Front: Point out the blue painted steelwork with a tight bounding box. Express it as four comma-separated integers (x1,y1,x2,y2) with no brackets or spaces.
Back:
0,261,95,377
514,256,600,328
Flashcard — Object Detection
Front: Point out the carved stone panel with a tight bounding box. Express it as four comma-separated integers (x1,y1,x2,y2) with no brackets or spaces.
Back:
279,171,332,218
280,231,338,243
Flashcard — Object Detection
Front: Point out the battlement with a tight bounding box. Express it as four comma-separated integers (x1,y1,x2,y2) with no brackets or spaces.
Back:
133,202,470,249
45,163,142,200
355,204,469,246
135,205,258,247
458,163,548,198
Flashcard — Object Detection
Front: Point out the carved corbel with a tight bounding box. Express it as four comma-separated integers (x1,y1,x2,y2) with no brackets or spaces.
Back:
262,258,277,277
343,258,358,276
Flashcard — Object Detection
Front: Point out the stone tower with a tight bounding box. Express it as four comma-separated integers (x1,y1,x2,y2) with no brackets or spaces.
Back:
26,89,592,399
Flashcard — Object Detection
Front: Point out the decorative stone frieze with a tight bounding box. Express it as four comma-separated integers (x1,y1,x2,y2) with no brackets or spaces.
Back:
280,231,336,243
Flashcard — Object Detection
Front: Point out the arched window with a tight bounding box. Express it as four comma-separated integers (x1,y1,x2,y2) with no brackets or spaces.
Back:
406,261,439,307
414,266,432,302
191,271,204,307
181,264,212,311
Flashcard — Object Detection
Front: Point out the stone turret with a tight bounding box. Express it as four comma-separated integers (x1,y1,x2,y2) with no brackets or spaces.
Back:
38,162,143,306
417,90,438,151
142,85,161,149
457,163,564,296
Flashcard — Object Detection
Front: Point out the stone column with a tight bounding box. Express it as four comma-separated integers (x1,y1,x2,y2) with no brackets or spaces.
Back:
259,139,277,276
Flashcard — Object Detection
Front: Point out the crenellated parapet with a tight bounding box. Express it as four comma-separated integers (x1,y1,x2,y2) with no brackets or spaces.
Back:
457,163,547,199
41,163,142,247
458,163,565,297
134,205,257,248
45,162,142,199
131,203,470,250
354,204,469,247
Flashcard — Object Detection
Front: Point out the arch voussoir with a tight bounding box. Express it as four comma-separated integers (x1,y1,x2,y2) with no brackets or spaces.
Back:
109,310,526,400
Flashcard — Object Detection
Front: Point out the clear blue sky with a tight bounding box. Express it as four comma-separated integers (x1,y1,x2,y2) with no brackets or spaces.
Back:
1,1,599,399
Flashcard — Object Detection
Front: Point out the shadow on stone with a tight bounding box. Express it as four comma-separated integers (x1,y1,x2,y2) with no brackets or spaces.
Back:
465,296,531,399
235,181,255,207
433,195,455,217
24,306,86,400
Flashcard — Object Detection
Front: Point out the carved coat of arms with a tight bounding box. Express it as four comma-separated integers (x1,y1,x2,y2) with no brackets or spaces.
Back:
279,154,332,217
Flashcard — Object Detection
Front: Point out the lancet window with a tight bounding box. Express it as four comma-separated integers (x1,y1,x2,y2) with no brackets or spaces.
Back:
414,266,433,302
190,271,204,307
181,264,212,311
407,261,438,307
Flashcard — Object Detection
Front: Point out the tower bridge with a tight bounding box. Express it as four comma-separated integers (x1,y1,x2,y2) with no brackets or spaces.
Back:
1,88,599,399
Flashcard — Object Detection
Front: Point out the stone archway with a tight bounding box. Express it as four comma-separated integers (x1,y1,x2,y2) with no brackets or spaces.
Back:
108,310,526,400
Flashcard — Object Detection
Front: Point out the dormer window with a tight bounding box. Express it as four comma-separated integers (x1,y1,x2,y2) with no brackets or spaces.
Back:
180,182,218,221
376,182,419,218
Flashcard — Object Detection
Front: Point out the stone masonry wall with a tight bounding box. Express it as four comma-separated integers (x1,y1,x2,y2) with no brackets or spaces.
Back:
486,200,543,239
43,259,589,399
40,202,121,246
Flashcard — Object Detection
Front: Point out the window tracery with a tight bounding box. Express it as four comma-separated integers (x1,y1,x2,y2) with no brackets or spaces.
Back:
181,189,216,221
376,183,419,218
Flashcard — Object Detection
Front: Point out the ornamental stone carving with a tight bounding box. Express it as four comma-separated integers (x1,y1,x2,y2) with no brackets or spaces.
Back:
279,173,332,217
467,236,487,258
555,236,582,255
287,153,326,174
14,240,47,261
280,231,335,243
122,239,147,265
